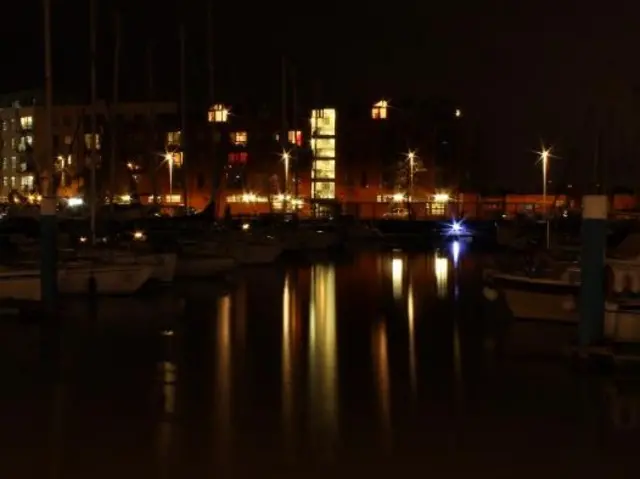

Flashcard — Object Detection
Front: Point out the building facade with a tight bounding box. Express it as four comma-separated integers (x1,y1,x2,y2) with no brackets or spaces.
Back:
0,90,177,202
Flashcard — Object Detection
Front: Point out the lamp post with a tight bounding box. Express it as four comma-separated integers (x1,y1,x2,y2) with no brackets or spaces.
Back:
406,150,417,201
540,147,551,249
164,152,174,201
281,150,290,194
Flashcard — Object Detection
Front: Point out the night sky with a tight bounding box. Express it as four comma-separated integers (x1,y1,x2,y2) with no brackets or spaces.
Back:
3,0,640,190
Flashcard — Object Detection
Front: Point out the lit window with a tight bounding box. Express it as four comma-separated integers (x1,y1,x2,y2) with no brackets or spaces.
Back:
20,175,33,189
312,160,335,179
10,138,17,150
208,104,229,123
166,131,181,146
288,130,302,146
1,158,6,171
10,176,16,187
310,109,336,136
20,116,33,130
167,152,183,167
64,135,73,145
228,152,248,164
371,100,388,120
311,181,335,199
1,121,6,131
231,131,247,146
311,138,335,158
84,133,101,150
10,157,16,170
17,135,33,152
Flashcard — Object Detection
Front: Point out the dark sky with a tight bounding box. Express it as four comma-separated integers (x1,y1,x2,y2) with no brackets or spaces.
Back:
3,0,640,190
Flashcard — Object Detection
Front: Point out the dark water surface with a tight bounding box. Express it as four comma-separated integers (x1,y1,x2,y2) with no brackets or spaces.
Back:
1,244,640,478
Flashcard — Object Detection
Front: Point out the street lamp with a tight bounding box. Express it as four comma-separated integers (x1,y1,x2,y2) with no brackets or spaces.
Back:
538,146,552,248
281,150,291,194
406,150,417,201
163,151,174,201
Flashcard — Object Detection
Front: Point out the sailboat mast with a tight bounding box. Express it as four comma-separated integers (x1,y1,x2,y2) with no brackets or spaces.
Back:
207,1,217,213
110,11,121,212
147,42,158,204
179,24,188,210
280,56,288,195
41,0,58,305
292,65,299,200
89,0,98,241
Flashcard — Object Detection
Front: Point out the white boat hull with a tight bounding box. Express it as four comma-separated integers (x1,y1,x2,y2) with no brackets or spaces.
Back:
483,271,580,323
234,242,282,265
198,238,282,265
79,251,177,283
176,256,236,278
0,270,41,301
0,263,152,299
58,264,152,295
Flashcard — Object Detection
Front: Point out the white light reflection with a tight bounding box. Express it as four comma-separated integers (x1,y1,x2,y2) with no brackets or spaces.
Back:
157,337,177,470
407,281,417,397
282,272,300,447
434,255,449,298
308,264,338,454
215,294,232,461
372,321,391,439
392,257,403,299
452,240,460,267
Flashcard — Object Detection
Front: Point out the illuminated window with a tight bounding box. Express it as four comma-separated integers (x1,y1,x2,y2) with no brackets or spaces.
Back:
20,116,33,130
311,138,335,158
208,104,229,123
310,109,336,136
228,152,248,164
1,121,6,131
168,152,183,167
10,138,17,150
10,157,16,170
1,158,6,171
231,131,247,146
166,130,181,146
312,160,335,179
64,135,72,145
20,175,33,189
84,133,101,150
312,181,335,199
371,100,388,120
288,130,302,146
17,135,33,152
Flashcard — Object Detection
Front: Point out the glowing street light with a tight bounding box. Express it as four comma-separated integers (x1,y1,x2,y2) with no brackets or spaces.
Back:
406,150,417,200
163,151,175,199
536,145,553,249
281,150,291,194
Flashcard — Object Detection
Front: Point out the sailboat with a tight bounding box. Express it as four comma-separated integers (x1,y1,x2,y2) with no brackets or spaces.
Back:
58,2,152,294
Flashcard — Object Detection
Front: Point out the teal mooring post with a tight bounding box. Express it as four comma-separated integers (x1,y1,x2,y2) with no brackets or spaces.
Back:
40,196,58,309
579,195,607,347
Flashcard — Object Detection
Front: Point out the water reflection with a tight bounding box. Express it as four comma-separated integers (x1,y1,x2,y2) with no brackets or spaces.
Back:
157,330,177,476
308,264,338,453
372,321,391,436
407,280,417,396
214,295,232,460
434,254,449,298
282,272,301,447
391,256,403,299
3,251,640,475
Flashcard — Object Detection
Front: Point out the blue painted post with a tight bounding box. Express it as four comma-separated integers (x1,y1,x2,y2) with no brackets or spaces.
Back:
579,195,607,347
